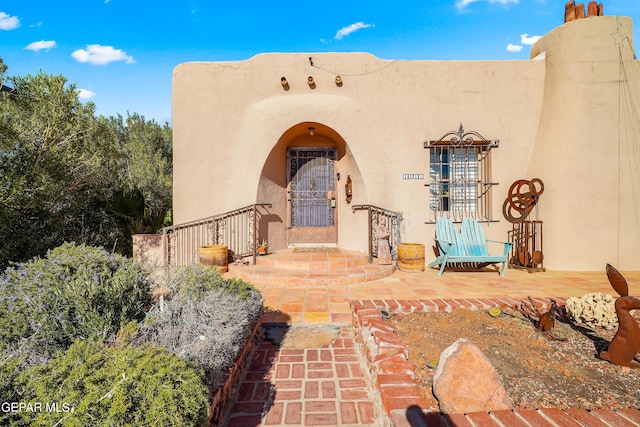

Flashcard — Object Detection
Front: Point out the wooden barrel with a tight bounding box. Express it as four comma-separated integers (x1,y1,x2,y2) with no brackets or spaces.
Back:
397,243,425,272
199,245,228,273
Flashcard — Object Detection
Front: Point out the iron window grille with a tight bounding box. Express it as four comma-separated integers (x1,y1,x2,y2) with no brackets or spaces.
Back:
424,124,499,223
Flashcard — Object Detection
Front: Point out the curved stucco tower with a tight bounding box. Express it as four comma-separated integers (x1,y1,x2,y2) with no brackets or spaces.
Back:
528,16,640,270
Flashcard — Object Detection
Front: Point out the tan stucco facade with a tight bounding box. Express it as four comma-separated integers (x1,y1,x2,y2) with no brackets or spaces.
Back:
172,16,640,271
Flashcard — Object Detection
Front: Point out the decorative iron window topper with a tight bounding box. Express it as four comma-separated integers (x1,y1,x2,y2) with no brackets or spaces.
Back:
425,123,500,148
424,124,499,223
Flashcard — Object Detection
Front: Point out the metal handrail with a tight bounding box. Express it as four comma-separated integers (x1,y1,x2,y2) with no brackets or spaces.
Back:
162,203,272,268
352,204,403,263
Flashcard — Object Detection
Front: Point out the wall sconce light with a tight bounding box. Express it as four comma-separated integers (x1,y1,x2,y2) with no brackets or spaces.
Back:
280,77,289,90
335,76,343,87
307,76,316,89
308,127,315,137
345,175,353,204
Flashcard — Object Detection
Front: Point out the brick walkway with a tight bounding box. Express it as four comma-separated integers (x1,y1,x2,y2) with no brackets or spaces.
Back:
223,249,640,426
227,326,381,426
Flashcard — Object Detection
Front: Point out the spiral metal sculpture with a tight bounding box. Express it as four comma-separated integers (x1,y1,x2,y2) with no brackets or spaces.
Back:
503,178,544,223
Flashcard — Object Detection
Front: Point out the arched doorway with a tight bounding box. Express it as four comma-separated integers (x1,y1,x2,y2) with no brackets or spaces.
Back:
257,122,358,249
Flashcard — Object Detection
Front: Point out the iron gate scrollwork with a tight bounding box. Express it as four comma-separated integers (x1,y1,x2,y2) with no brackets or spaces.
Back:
288,148,336,228
352,204,403,263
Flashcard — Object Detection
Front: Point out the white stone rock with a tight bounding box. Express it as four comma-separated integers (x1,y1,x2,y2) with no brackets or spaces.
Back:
565,292,618,330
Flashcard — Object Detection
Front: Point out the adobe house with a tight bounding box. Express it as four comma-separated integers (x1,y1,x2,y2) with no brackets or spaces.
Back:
170,11,640,271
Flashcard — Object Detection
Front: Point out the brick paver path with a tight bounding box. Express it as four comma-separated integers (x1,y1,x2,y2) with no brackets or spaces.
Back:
223,250,640,426
227,326,380,426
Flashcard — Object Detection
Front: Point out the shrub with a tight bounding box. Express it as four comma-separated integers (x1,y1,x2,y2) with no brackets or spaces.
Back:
136,266,264,391
0,243,151,357
163,264,259,300
13,340,209,427
0,344,28,427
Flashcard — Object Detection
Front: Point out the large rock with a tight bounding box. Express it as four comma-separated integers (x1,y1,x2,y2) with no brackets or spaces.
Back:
432,338,513,414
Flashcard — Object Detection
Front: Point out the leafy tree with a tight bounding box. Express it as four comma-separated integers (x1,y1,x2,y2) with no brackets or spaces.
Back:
0,71,119,266
0,59,172,266
106,113,172,252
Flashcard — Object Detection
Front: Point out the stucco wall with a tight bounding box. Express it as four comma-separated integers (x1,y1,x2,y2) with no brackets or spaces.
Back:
172,16,640,270
528,16,639,270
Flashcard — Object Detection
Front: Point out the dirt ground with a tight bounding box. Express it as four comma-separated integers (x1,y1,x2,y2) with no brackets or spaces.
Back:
390,306,640,411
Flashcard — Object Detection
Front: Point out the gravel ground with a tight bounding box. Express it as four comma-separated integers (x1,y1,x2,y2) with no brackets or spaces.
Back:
391,307,640,411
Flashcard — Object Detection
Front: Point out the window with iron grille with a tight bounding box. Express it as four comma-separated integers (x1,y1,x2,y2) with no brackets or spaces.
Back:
424,124,499,223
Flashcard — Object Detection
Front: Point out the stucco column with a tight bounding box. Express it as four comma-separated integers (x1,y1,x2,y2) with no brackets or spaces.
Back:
528,16,638,270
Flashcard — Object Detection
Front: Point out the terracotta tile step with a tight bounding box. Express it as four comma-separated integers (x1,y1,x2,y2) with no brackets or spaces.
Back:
254,249,370,271
229,264,396,286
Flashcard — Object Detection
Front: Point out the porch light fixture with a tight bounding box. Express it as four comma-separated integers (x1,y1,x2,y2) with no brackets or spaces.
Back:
335,76,343,86
308,127,315,137
307,76,316,88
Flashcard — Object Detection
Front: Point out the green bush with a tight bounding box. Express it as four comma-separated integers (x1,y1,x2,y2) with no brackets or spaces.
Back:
0,243,151,357
13,340,209,427
164,264,259,300
0,344,27,426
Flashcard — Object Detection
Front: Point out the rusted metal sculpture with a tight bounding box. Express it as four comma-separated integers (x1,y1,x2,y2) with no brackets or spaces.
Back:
520,297,567,341
599,264,640,369
505,178,545,272
537,300,561,332
504,178,544,223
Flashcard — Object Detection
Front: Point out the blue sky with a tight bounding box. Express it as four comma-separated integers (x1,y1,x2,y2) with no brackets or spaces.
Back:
2,1,639,125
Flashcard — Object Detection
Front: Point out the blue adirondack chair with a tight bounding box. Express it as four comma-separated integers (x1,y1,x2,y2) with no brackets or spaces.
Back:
428,217,512,276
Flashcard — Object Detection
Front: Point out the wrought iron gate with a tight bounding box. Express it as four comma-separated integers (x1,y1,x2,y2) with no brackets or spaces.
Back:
287,148,336,237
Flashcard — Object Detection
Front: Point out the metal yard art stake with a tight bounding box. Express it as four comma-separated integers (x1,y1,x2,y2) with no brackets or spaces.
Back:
519,296,566,341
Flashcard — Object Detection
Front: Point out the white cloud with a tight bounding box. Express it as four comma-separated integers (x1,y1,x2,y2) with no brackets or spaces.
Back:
26,40,57,52
520,34,541,45
0,12,20,30
77,89,96,100
456,0,518,10
335,22,373,40
456,0,480,8
506,43,523,52
71,44,135,65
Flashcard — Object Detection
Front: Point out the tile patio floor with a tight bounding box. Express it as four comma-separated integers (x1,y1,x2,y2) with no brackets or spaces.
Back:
235,250,637,324
224,250,640,426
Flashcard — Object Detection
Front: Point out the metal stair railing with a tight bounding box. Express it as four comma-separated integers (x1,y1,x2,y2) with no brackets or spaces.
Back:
351,205,403,263
162,203,272,268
